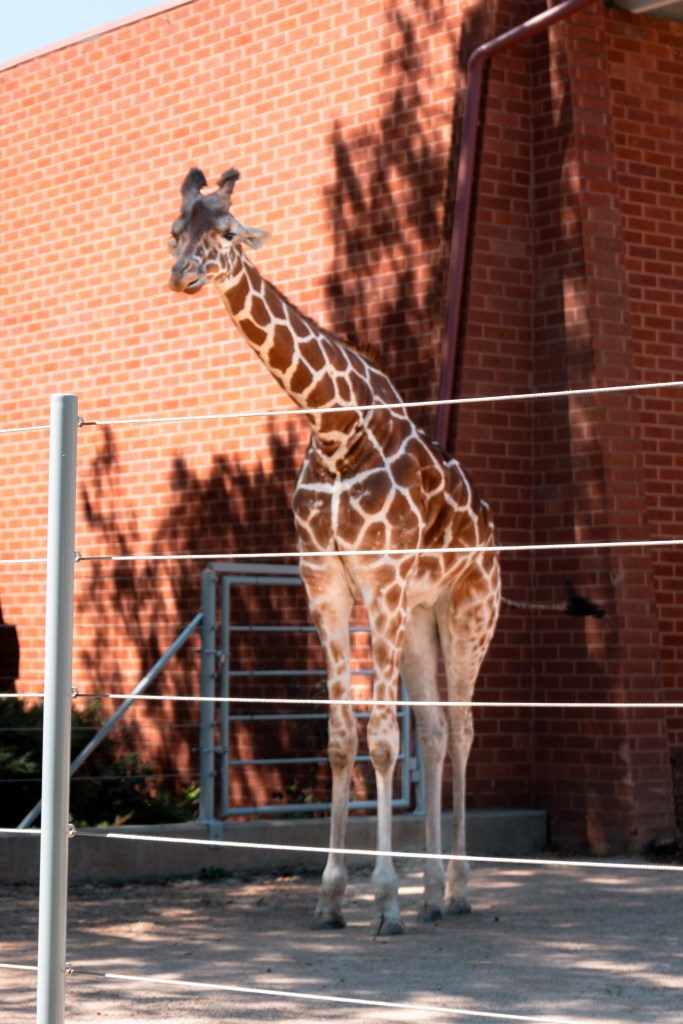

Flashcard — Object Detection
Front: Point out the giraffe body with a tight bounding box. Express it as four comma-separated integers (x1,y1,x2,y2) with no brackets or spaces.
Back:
169,168,501,933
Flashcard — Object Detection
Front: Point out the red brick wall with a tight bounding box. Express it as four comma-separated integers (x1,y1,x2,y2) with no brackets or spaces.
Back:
522,4,681,850
607,10,683,758
441,1,682,850
521,5,672,852
1,0,682,849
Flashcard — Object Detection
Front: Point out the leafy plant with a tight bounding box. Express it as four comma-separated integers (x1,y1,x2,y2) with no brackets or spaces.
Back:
0,696,198,828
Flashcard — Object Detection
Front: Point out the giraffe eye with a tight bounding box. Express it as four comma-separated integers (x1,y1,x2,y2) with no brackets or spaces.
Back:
223,230,235,241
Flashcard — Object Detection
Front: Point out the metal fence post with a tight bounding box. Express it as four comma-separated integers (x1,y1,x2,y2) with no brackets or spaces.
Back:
199,567,219,837
36,395,78,1024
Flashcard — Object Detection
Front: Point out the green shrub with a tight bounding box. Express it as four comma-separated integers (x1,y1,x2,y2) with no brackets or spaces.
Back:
0,697,198,828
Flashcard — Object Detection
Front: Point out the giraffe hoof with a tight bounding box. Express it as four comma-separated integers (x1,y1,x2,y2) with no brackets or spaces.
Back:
372,914,405,936
419,903,444,923
312,911,346,930
447,897,472,916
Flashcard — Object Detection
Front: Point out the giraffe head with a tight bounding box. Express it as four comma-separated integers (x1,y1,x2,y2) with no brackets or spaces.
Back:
168,167,269,294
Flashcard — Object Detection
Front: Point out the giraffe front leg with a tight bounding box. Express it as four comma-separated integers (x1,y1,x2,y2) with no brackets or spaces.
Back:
300,560,356,931
367,701,404,935
359,583,408,936
314,703,358,929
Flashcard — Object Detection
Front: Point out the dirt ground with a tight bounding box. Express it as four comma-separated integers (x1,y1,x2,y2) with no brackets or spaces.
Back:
2,858,682,1024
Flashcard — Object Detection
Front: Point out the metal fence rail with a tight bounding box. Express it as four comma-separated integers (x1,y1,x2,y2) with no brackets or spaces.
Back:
199,563,415,823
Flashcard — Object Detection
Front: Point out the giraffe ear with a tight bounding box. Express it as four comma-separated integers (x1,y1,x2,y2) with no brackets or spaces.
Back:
216,168,240,201
231,218,270,250
182,167,207,197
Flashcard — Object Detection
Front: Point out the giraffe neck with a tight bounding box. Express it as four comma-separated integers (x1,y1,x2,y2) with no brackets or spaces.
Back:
214,246,401,465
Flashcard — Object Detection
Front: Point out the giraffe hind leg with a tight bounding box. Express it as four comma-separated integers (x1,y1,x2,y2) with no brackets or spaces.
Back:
436,565,500,915
400,606,447,923
367,707,405,935
364,595,407,936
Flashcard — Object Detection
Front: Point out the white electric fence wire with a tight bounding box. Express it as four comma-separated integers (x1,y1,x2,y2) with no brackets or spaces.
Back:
0,959,605,1024
0,424,51,435
97,692,683,710
1,377,682,436
78,376,683,428
77,828,683,874
64,966,595,1024
0,820,679,875
1,820,681,890
2,686,680,711
3,534,683,567
47,535,683,564
0,692,45,700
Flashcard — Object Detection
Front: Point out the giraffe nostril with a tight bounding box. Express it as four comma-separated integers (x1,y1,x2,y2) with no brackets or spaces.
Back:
184,276,205,294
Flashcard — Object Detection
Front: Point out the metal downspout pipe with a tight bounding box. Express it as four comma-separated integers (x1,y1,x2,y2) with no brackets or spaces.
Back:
435,0,596,449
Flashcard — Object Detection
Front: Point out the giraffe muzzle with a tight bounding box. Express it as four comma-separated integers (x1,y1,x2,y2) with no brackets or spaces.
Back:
169,267,206,294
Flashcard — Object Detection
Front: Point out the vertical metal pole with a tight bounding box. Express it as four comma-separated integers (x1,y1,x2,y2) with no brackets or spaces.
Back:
219,576,231,820
36,395,78,1024
199,568,218,836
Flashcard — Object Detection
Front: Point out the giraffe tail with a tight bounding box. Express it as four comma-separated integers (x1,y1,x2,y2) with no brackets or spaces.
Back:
501,577,605,619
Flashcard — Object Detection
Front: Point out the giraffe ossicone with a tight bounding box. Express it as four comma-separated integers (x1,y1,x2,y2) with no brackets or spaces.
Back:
168,167,501,935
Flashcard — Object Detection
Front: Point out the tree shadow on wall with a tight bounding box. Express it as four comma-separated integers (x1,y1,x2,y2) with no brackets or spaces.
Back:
324,0,492,434
77,424,332,816
527,29,652,852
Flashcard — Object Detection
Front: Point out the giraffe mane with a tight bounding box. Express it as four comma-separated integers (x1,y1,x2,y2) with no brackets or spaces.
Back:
339,337,385,370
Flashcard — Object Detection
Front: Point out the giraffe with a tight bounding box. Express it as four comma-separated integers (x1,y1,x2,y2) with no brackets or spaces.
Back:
168,167,501,935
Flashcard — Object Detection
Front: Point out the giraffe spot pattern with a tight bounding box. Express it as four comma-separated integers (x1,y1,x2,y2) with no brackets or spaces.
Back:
250,295,272,328
240,318,267,346
268,324,296,374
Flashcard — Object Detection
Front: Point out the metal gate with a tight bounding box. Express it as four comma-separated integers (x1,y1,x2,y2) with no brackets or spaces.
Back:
198,562,416,831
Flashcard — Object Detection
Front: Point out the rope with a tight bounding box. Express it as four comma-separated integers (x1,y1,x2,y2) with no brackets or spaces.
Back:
94,692,683,710
76,828,683,874
76,376,683,428
65,965,592,1024
58,535,683,565
0,424,50,436
3,533,682,567
0,692,45,700
2,820,678,875
5,684,678,713
2,378,680,435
